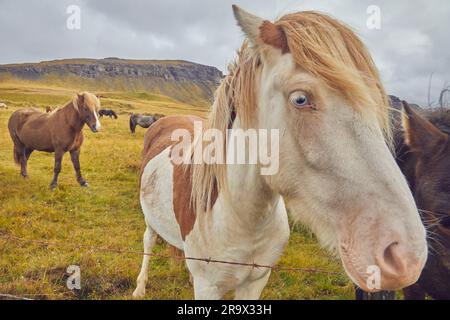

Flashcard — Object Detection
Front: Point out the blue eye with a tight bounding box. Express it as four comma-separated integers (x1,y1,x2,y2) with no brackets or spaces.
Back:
289,92,309,107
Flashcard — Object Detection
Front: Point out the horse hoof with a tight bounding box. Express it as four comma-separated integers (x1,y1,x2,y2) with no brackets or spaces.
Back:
80,181,89,187
50,184,57,190
132,287,146,299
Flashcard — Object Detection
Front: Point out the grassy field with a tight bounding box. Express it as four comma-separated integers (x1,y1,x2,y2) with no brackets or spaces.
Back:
0,83,354,300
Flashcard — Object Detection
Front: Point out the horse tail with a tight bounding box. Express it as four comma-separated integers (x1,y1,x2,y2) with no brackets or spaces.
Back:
130,115,136,133
113,111,118,119
13,145,22,165
8,113,24,165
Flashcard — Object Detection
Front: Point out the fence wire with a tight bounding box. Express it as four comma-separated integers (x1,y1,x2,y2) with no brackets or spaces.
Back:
0,233,343,299
1,234,341,274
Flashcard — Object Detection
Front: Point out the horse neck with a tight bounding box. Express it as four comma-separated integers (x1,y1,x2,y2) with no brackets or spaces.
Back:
225,164,278,223
61,102,84,131
214,118,279,226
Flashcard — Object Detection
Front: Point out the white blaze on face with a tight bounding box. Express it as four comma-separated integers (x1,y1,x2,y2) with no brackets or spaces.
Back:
83,92,102,132
93,109,101,131
91,95,101,131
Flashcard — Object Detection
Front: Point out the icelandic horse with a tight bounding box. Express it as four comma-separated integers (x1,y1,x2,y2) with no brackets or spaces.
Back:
133,6,427,299
129,114,160,134
8,92,101,189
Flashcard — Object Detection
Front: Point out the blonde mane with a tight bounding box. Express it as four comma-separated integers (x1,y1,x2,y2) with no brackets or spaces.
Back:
72,91,101,113
192,11,390,215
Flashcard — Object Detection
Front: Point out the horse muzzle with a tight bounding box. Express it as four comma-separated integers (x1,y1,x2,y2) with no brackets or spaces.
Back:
88,122,100,133
338,225,428,292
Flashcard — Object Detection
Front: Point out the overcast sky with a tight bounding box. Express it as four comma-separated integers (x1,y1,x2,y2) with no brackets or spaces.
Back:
0,0,449,105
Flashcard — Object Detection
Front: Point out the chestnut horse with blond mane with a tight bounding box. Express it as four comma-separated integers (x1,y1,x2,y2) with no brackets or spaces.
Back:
133,6,427,299
8,92,101,189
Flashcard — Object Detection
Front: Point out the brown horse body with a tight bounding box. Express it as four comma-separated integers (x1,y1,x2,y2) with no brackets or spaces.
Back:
8,92,101,189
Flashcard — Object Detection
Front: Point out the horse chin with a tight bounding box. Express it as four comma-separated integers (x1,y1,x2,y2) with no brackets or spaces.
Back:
88,124,98,133
338,246,373,291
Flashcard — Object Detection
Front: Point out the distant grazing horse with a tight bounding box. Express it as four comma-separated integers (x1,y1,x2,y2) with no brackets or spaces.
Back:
132,6,426,299
8,92,101,189
45,106,53,113
129,114,159,133
99,109,118,119
0,103,7,109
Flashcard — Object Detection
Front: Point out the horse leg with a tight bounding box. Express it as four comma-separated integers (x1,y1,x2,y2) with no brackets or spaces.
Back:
20,150,27,178
130,118,136,134
70,148,88,187
133,227,158,298
50,150,64,190
234,271,271,300
20,148,33,178
192,276,224,300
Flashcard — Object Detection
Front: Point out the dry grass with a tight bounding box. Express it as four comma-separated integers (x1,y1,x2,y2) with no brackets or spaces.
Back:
0,83,353,300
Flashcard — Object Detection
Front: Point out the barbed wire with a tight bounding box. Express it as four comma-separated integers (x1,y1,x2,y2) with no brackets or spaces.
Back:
0,293,34,300
0,233,342,275
0,233,343,299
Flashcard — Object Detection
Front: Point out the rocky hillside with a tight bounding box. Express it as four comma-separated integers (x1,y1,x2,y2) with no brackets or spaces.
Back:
0,58,223,107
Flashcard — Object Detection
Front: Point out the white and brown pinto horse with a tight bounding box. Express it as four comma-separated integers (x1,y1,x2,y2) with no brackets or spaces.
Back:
133,6,427,299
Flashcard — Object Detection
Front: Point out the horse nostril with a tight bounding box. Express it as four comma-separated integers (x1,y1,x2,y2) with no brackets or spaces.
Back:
373,238,427,290
380,241,406,276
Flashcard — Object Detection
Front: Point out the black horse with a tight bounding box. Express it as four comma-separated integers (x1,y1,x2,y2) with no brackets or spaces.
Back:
357,101,450,300
129,113,161,133
99,109,118,119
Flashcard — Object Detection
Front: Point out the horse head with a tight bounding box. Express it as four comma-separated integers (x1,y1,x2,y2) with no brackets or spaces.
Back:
230,6,427,291
74,92,101,133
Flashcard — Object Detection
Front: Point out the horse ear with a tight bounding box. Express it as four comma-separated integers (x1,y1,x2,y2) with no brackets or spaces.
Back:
402,101,447,153
232,5,288,53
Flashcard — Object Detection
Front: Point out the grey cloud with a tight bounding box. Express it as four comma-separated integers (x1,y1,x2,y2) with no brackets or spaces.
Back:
0,0,449,105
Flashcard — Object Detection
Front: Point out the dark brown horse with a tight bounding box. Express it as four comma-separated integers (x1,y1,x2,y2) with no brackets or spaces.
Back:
99,109,118,119
357,102,450,300
8,92,101,189
396,102,450,299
